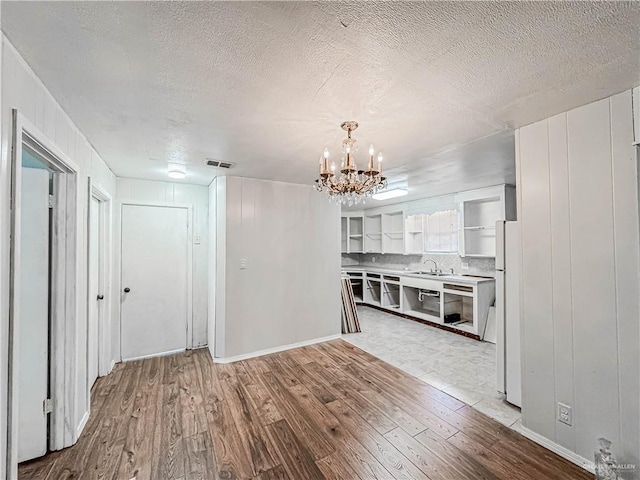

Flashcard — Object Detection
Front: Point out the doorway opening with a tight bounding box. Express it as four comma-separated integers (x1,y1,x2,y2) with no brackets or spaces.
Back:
87,181,112,405
7,111,80,478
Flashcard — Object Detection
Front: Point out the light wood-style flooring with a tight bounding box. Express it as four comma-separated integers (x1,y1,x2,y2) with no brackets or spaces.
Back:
19,340,592,479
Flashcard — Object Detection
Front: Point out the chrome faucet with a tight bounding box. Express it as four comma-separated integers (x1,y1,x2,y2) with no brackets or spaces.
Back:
423,259,440,273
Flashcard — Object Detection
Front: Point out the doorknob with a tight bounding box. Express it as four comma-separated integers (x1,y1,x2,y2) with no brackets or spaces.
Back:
97,294,104,300
124,288,131,293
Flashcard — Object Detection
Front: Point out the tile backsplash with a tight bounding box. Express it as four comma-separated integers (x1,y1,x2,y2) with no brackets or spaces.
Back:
341,253,495,277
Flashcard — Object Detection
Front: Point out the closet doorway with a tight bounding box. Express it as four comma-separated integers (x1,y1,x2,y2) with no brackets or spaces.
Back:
8,111,80,477
87,180,112,396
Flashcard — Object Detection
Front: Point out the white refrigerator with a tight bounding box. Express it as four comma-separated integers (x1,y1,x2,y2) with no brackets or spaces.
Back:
495,220,522,408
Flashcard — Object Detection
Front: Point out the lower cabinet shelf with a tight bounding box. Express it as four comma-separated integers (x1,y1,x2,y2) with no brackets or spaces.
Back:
348,271,493,339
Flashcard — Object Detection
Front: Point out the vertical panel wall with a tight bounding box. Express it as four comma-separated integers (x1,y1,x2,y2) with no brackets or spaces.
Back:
0,36,117,472
609,92,640,472
214,176,341,359
517,119,556,441
0,24,5,479
115,178,209,355
208,178,217,358
516,90,639,470
567,98,620,457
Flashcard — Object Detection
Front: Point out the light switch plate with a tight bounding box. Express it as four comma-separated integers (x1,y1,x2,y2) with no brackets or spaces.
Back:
461,262,469,270
240,258,247,270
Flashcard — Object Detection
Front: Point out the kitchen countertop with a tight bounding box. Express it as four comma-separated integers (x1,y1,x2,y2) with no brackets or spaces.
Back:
341,265,495,284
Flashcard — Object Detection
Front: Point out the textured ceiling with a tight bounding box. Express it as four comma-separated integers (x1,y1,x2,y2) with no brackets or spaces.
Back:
2,1,639,191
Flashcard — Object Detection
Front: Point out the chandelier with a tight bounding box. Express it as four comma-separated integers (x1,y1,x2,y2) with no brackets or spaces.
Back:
314,121,387,206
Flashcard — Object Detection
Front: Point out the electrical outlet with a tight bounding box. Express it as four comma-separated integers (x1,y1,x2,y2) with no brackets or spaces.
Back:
372,257,376,263
240,258,247,270
461,262,469,270
193,235,201,245
558,403,572,426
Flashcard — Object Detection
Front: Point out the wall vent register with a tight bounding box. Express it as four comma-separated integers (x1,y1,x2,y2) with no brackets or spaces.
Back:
205,159,235,169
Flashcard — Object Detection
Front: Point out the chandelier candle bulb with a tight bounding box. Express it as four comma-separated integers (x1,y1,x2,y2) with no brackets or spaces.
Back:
322,148,330,174
377,152,383,174
368,144,375,172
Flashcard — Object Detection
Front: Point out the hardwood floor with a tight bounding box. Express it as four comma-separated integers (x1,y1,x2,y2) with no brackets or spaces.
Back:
19,340,592,480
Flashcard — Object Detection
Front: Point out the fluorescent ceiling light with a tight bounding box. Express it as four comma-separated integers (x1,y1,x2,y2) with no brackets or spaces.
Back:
372,188,408,201
167,162,186,179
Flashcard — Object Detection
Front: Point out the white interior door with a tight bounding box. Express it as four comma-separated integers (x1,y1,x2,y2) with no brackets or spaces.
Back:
88,196,101,389
18,167,50,462
121,204,188,360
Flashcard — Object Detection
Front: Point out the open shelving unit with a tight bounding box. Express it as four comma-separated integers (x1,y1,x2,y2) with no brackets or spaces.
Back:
402,286,441,323
365,276,382,306
382,211,404,254
348,216,364,253
365,214,382,253
461,196,501,257
381,274,401,310
442,283,475,330
404,213,424,254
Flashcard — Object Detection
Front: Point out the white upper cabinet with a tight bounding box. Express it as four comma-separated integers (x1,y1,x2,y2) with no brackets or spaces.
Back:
459,185,516,258
340,213,364,253
404,213,424,254
364,214,382,253
382,211,404,254
341,184,515,257
363,211,404,254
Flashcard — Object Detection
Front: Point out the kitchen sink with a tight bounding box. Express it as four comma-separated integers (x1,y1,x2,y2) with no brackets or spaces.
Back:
409,271,453,277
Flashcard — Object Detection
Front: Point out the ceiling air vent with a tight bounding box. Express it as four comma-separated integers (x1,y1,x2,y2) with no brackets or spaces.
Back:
205,158,235,169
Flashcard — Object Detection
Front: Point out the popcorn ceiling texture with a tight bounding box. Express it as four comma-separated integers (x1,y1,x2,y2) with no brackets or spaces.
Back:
342,253,495,278
2,2,639,188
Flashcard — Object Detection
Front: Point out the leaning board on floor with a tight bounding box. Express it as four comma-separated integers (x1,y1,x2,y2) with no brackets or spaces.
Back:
341,276,361,333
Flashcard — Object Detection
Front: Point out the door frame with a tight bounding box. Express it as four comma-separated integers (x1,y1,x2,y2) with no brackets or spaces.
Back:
87,179,113,391
7,111,80,477
118,201,194,361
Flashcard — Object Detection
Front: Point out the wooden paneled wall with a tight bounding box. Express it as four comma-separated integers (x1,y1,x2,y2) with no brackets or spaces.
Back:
516,90,639,468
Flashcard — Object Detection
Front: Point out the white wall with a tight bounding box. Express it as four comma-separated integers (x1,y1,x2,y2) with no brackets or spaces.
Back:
115,178,209,356
0,37,117,475
211,176,341,359
207,177,218,358
516,89,639,473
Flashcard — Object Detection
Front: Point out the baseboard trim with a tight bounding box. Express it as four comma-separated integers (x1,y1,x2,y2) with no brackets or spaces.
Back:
212,334,342,364
518,426,595,474
75,410,90,442
123,348,186,362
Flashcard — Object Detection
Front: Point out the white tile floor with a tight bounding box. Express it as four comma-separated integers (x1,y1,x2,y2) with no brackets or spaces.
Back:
342,306,522,429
